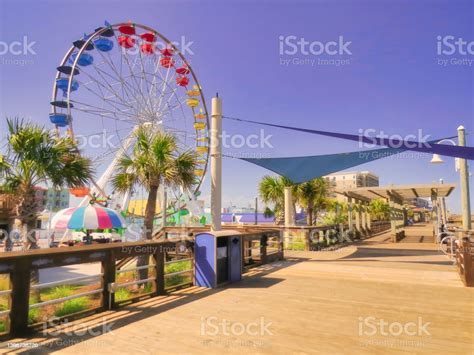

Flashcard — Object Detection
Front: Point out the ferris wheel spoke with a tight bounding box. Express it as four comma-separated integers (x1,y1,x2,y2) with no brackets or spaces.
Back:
70,99,137,122
81,64,137,111
89,61,144,112
75,76,137,116
95,47,146,114
118,43,155,115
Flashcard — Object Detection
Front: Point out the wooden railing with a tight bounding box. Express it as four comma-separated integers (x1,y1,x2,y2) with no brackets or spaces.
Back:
0,229,283,338
455,236,474,287
0,239,192,337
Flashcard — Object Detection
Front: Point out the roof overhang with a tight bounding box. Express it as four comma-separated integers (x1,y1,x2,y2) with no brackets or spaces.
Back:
335,183,456,203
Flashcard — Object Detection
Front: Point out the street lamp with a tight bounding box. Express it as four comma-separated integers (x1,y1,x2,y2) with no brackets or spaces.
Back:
430,127,471,231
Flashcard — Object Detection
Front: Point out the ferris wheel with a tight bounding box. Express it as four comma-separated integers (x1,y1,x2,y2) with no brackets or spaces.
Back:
49,21,209,215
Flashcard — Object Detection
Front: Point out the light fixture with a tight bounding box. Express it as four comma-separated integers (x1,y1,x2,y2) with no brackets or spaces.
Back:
430,154,444,164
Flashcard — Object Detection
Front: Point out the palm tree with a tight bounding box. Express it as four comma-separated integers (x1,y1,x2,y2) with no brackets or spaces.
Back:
0,118,92,250
112,127,197,240
297,178,328,225
369,199,390,221
259,176,295,224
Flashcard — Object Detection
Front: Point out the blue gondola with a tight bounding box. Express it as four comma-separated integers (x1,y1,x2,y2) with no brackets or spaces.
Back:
56,78,79,92
49,113,69,127
73,39,94,51
94,37,114,52
50,101,73,108
71,52,94,66
57,65,80,75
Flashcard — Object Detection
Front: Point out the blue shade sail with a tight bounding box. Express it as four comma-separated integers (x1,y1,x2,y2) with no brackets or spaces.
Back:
240,146,408,183
224,117,474,160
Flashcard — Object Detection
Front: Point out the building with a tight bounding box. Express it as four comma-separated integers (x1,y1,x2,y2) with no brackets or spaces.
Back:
34,187,70,212
324,171,379,190
324,171,379,200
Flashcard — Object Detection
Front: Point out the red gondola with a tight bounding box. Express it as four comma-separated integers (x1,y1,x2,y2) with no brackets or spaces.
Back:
140,43,155,55
176,76,189,86
140,32,156,42
160,57,174,68
176,65,190,75
118,24,135,35
160,47,174,57
118,35,135,49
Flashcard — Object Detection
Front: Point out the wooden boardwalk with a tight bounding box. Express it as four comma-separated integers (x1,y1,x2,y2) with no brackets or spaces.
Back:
2,224,473,354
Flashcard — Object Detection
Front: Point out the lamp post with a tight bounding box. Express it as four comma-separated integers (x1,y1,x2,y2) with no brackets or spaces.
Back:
430,128,471,231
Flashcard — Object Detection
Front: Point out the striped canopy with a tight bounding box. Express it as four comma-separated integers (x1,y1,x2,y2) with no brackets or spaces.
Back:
51,205,126,230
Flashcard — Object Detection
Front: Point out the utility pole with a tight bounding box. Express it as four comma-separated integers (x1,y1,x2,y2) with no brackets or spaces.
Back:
458,126,471,231
211,95,222,231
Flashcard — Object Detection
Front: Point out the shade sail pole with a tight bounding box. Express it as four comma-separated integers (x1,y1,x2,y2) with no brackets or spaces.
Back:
211,95,222,231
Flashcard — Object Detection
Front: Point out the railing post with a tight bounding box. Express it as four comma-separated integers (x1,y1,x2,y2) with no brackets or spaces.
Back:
102,249,115,310
260,234,268,264
279,231,284,260
462,237,473,286
154,246,165,295
10,259,31,336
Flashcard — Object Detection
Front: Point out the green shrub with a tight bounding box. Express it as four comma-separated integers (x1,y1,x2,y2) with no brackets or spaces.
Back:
54,297,89,317
42,285,77,301
28,308,41,325
165,260,192,274
0,320,5,333
0,275,10,291
114,288,131,302
165,274,192,288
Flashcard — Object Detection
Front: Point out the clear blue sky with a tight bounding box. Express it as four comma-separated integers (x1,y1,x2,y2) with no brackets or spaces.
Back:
0,0,472,213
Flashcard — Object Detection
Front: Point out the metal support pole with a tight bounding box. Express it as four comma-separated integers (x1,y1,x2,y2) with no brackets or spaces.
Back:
458,126,472,231
347,196,353,232
431,191,438,240
211,96,222,231
255,197,258,225
284,187,294,227
161,187,167,228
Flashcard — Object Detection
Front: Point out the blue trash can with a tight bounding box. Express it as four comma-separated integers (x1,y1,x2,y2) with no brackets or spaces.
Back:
194,230,242,288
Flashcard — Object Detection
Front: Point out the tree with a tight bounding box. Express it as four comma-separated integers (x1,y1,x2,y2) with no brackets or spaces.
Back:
258,176,295,224
112,127,197,240
297,178,328,225
263,207,274,219
369,199,390,221
0,118,92,250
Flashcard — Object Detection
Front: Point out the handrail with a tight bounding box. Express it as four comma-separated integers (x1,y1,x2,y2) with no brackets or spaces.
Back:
116,264,156,274
29,289,102,309
31,274,103,290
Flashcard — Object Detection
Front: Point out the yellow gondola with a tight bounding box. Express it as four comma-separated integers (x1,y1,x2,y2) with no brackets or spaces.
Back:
194,169,205,176
196,146,208,154
194,122,206,130
196,137,208,142
187,85,200,97
187,98,199,107
194,108,206,119
197,159,207,165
